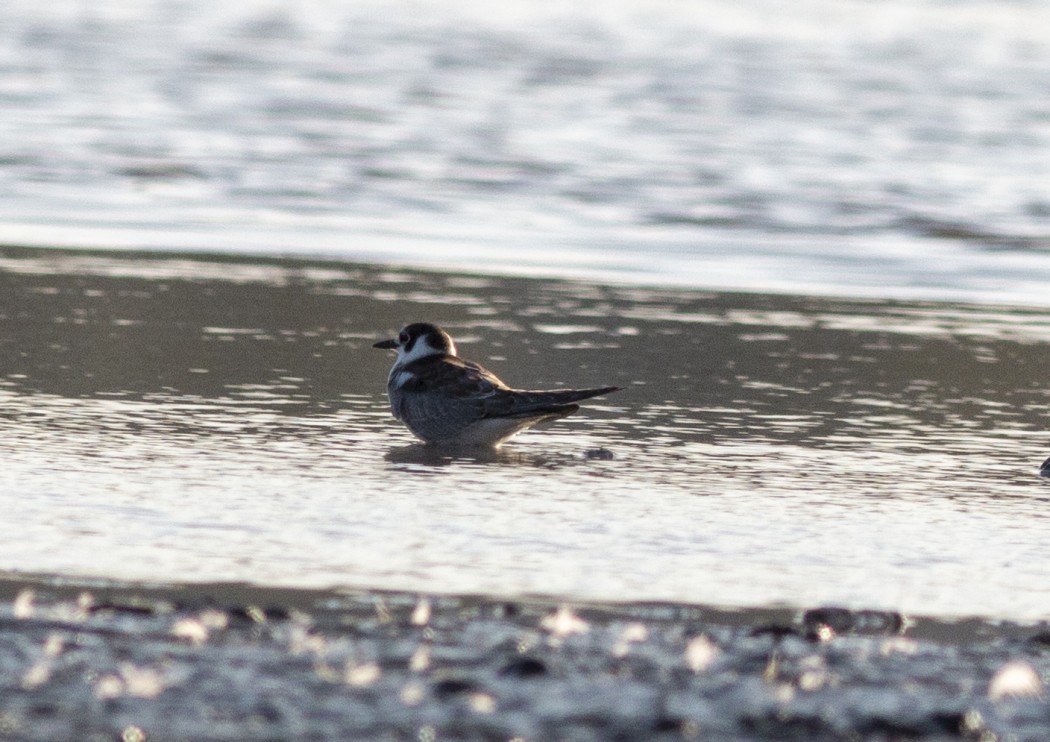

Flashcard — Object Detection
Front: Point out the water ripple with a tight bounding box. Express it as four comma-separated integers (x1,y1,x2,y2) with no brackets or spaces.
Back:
4,250,1049,618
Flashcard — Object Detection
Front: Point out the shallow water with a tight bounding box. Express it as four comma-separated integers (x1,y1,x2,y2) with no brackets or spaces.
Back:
2,247,1048,620
3,0,1050,302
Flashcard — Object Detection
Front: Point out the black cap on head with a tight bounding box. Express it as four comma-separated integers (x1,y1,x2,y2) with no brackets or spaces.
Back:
373,323,456,355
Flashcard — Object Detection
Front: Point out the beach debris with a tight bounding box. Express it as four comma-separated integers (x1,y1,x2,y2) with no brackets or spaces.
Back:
236,605,268,625
95,663,166,699
20,660,51,690
684,634,720,673
345,661,382,688
409,644,431,672
121,726,146,742
540,605,590,638
171,609,228,645
797,655,833,692
400,680,425,706
763,650,781,683
620,622,649,643
989,660,1043,701
170,618,209,645
432,675,481,698
411,597,432,626
468,692,497,714
498,655,548,678
802,607,906,639
43,634,64,657
374,597,393,624
613,622,649,657
12,590,34,619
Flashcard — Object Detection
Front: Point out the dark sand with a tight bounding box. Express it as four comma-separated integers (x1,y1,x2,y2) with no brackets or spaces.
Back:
1,573,1048,741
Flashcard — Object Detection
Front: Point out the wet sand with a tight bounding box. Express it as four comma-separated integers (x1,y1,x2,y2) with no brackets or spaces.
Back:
2,572,1049,741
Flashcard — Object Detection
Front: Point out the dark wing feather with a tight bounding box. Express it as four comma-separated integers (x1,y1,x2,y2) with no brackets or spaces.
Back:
395,355,508,439
394,390,487,440
399,355,509,395
478,387,620,418
396,355,620,439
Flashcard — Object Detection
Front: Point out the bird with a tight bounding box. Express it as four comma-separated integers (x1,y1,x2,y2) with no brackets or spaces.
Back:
373,322,621,447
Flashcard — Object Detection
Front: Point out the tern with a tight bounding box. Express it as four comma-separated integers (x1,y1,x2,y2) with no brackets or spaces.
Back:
374,322,620,447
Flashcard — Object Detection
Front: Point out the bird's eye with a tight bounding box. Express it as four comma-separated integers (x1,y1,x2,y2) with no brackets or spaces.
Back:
398,332,409,344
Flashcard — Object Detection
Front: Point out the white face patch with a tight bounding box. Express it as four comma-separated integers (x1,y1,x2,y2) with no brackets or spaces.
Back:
396,333,455,365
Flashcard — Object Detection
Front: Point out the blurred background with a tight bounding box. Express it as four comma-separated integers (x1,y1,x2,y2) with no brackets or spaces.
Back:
3,0,1050,303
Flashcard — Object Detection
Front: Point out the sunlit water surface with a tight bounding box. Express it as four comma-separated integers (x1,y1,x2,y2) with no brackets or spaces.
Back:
3,0,1050,303
2,249,1049,620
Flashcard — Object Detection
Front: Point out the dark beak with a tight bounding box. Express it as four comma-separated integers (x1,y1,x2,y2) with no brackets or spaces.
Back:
373,338,398,350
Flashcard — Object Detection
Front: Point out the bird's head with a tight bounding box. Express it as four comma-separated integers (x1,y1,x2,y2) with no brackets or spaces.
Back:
373,322,457,364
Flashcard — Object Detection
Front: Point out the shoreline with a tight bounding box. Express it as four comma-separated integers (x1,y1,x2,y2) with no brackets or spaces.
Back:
2,570,1045,646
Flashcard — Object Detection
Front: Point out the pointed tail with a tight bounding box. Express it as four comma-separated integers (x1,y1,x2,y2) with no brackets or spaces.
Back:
494,386,621,418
